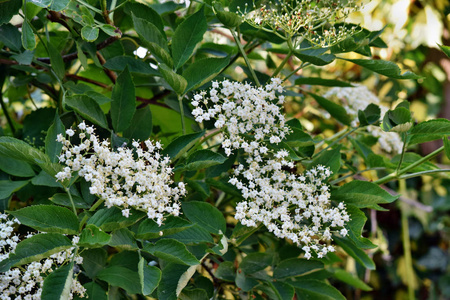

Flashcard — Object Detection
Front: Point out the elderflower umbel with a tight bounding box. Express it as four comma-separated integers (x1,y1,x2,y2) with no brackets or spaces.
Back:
55,122,186,225
0,215,85,299
239,0,360,46
323,85,403,154
192,79,350,258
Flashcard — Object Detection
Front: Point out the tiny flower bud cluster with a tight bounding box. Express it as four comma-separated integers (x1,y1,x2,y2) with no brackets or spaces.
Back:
192,80,349,258
0,214,85,300
324,85,403,154
239,0,359,46
55,122,186,225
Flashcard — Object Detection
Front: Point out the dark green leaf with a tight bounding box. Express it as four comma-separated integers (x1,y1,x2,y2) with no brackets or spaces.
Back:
213,2,242,28
182,201,226,234
81,248,107,278
45,112,65,163
179,289,209,300
32,170,62,188
381,107,412,132
235,269,258,291
165,224,214,244
78,224,111,248
0,0,21,25
345,205,376,249
126,2,164,35
41,262,74,300
22,20,36,50
285,127,314,148
8,205,79,234
0,23,21,51
139,257,161,295
161,131,204,161
290,279,346,300
104,56,159,76
99,24,120,37
331,268,372,291
109,228,138,250
97,266,141,294
332,180,398,210
215,261,235,282
157,263,190,300
310,146,341,176
84,282,107,300
182,150,226,171
137,216,193,239
87,207,146,232
358,103,381,126
294,49,335,66
310,93,351,126
172,7,207,69
143,238,200,265
339,58,423,79
239,252,272,274
183,56,230,92
0,233,72,272
334,236,376,270
409,119,450,145
65,95,109,129
295,77,353,87
0,180,29,199
273,258,324,279
444,136,450,160
0,157,35,177
48,42,65,79
81,26,99,42
50,193,90,208
111,66,136,132
159,63,187,95
123,106,152,141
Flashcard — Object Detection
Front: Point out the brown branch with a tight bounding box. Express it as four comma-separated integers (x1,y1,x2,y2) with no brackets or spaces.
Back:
66,74,110,88
96,52,117,83
0,59,18,65
137,90,171,109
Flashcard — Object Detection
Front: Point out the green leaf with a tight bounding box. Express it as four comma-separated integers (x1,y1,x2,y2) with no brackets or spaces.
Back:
50,193,90,208
444,137,450,160
123,106,152,141
0,180,29,198
239,252,272,274
109,228,138,250
84,282,107,300
339,58,423,80
409,119,450,145
157,263,190,300
290,279,346,300
0,233,72,272
48,0,69,11
65,95,109,129
126,2,164,35
235,269,258,291
0,157,35,177
332,180,398,210
143,238,200,266
136,216,193,239
334,236,376,270
161,131,204,161
48,42,65,79
87,207,146,232
294,49,335,66
45,112,65,163
295,77,353,87
331,268,372,291
438,44,450,59
78,224,111,248
215,261,235,282
81,26,99,42
180,289,209,300
213,2,242,28
22,20,36,50
172,6,207,69
273,258,324,279
81,248,107,278
159,63,187,95
111,66,136,132
182,150,226,171
0,23,22,51
8,205,79,234
97,266,141,294
104,56,159,76
182,201,226,234
41,262,74,300
310,146,342,176
31,170,61,187
358,103,381,126
310,93,351,126
381,107,412,132
345,205,376,249
285,127,314,148
99,24,119,37
182,56,230,92
0,0,21,25
139,257,162,295
165,224,214,244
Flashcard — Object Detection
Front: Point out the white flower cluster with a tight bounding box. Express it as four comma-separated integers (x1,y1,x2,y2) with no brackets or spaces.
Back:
324,85,403,154
0,214,85,300
239,0,359,45
192,79,350,258
55,122,186,225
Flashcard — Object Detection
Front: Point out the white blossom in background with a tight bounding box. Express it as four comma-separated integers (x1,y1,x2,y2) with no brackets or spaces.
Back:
0,213,85,299
323,85,403,154
55,122,186,225
192,79,349,258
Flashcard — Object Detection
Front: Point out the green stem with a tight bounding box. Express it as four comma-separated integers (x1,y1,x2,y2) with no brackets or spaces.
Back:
76,0,103,14
184,128,224,160
400,180,415,300
90,198,105,212
64,187,77,215
0,69,16,135
374,146,445,185
396,132,408,173
272,50,292,77
282,62,311,83
230,29,260,86
178,95,186,135
399,169,450,180
330,167,386,185
314,127,357,158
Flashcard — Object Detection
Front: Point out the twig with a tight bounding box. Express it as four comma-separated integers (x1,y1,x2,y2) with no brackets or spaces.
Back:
96,52,117,83
137,90,171,109
66,74,110,88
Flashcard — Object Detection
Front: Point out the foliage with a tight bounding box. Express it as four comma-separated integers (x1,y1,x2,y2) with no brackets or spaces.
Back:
0,0,449,299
